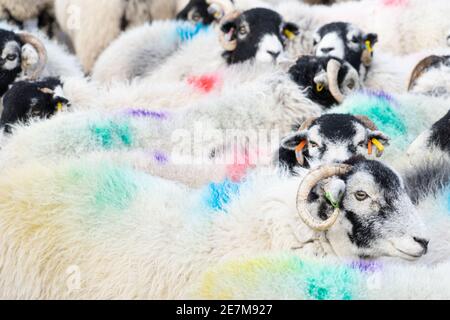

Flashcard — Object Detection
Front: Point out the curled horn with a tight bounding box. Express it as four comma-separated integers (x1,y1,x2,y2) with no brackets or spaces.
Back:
18,32,47,80
327,59,345,103
296,164,352,231
408,55,444,91
218,10,241,51
299,117,318,131
354,115,378,131
207,0,235,18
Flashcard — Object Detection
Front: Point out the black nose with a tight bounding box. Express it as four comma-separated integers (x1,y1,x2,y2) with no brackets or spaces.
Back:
321,47,334,54
414,237,429,254
267,50,280,59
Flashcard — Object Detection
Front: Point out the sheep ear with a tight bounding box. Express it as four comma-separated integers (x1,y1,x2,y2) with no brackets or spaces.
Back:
322,177,346,209
282,22,299,41
363,33,378,49
280,131,307,151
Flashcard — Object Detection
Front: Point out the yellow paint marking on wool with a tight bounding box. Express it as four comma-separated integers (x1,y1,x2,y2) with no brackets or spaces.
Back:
371,138,384,152
365,40,374,53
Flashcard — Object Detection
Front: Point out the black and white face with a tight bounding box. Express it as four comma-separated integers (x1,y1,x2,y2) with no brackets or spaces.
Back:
313,22,377,77
0,29,22,96
279,114,390,171
176,0,216,25
306,158,429,260
288,56,360,108
221,8,299,64
0,78,69,133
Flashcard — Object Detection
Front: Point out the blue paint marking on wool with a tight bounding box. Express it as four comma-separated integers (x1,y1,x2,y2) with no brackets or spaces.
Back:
176,22,210,42
202,179,241,212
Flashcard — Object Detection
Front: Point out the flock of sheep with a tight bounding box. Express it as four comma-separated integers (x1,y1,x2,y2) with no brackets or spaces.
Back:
0,0,449,300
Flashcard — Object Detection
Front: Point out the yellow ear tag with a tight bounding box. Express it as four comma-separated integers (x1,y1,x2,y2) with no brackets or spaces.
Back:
316,83,324,92
284,29,296,40
56,102,63,112
371,138,384,152
365,40,374,54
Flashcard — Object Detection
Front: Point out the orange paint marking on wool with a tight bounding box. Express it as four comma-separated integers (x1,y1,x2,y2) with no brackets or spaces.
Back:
187,73,221,93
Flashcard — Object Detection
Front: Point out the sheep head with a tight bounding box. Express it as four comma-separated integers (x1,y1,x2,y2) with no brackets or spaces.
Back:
295,158,429,261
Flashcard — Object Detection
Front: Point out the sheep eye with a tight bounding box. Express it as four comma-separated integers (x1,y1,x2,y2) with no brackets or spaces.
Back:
351,36,359,43
316,83,324,92
355,191,369,201
192,12,201,22
357,141,365,147
6,54,17,61
309,141,319,148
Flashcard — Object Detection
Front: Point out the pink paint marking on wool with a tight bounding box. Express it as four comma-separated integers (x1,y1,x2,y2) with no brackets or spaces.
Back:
225,149,261,182
187,73,222,93
381,0,409,7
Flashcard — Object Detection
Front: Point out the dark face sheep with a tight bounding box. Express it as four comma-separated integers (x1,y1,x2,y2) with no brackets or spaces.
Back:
0,77,68,133
313,22,378,78
289,56,361,108
277,114,390,172
219,8,299,64
0,28,47,96
298,158,429,260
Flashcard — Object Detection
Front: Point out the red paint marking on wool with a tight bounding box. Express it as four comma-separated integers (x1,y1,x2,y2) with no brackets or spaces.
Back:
381,0,408,6
187,73,221,93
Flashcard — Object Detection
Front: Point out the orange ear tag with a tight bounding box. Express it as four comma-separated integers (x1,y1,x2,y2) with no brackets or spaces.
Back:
368,140,373,155
295,140,308,163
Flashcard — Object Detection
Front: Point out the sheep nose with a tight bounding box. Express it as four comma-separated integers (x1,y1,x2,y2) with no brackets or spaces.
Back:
321,47,334,54
413,237,429,255
267,50,281,60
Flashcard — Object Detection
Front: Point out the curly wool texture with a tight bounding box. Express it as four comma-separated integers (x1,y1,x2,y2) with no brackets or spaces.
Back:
192,255,450,300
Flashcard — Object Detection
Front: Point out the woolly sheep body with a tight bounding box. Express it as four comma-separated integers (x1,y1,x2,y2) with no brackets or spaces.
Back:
92,21,211,84
0,0,52,21
0,157,324,299
54,0,187,73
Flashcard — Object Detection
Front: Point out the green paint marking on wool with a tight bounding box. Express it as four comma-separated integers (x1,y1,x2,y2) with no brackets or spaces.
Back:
89,120,133,149
66,164,139,212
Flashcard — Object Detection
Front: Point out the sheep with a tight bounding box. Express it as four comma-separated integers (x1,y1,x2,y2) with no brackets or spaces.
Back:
312,21,450,94
275,0,450,57
407,55,450,96
0,0,57,38
92,7,300,84
0,24,82,101
54,0,199,73
0,156,429,299
277,113,390,173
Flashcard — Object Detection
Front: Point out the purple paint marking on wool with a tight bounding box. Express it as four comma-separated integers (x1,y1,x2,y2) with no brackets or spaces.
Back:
350,260,382,273
125,109,169,120
362,89,395,103
153,151,169,164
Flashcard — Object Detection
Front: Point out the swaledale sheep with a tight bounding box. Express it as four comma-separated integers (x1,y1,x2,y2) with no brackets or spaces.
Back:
0,156,429,299
276,0,450,57
0,24,82,101
92,7,300,84
54,0,189,73
312,21,450,94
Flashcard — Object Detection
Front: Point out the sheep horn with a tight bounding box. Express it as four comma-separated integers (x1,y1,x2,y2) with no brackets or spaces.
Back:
327,59,345,103
296,164,352,232
19,32,47,80
299,117,318,131
218,10,241,51
354,115,378,131
207,0,236,17
408,55,445,91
